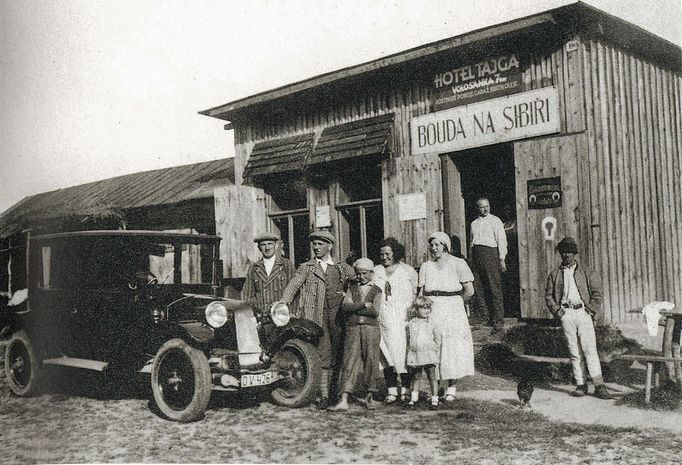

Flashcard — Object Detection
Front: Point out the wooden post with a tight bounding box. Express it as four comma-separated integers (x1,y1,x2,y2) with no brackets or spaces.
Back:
645,362,653,404
662,316,675,381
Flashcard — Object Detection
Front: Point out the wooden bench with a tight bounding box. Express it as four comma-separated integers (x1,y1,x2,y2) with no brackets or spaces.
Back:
617,308,682,403
615,353,682,403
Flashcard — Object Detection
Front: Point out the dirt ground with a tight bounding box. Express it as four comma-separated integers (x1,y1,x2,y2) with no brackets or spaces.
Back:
2,367,682,464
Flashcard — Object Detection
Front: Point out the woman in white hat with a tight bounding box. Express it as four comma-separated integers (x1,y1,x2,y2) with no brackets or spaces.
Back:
418,231,475,401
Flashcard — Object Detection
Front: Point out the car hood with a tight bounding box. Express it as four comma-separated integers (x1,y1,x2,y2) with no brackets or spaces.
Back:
160,292,249,323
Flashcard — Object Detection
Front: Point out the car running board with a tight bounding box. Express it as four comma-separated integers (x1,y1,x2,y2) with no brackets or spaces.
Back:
43,356,109,372
43,356,154,374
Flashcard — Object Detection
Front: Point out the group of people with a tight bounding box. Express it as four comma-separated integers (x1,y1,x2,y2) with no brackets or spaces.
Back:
241,196,613,410
242,228,476,411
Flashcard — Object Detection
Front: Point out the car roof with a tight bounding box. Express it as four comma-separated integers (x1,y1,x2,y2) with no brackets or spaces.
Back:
30,230,222,243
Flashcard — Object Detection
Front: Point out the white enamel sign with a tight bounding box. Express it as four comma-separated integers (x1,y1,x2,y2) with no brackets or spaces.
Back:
398,193,427,221
411,87,561,154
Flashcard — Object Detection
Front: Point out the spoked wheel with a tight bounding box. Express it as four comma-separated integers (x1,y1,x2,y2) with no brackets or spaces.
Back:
270,339,320,408
151,338,211,422
5,330,41,397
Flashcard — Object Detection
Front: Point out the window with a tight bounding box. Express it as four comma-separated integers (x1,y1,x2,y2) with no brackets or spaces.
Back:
260,174,310,267
335,163,384,264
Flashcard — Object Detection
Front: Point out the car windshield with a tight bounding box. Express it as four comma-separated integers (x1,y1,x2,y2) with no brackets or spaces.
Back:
38,235,217,290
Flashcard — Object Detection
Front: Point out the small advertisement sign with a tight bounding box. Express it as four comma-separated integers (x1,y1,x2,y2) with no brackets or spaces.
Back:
432,53,525,111
411,87,560,155
527,177,562,209
398,193,427,221
315,205,331,227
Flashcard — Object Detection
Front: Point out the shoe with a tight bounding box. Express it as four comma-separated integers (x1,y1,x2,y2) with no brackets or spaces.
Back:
327,401,349,411
318,398,329,410
430,396,439,410
384,394,398,404
366,394,376,410
570,385,588,397
399,388,410,403
444,386,457,402
593,385,614,400
405,400,417,409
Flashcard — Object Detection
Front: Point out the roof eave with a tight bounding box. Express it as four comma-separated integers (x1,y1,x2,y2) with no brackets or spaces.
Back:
198,10,557,121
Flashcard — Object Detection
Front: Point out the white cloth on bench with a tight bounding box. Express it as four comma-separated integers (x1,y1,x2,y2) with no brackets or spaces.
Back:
642,301,675,336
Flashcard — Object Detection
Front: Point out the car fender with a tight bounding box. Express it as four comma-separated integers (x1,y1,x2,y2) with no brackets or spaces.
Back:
265,318,323,356
150,321,215,349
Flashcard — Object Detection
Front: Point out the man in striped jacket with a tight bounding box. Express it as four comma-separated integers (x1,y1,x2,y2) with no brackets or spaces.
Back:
281,230,354,409
241,232,295,314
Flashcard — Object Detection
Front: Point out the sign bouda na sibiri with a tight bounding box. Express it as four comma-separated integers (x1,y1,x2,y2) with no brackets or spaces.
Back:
410,87,561,155
432,54,525,111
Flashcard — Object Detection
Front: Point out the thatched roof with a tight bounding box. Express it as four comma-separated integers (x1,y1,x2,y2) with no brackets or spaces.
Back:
0,158,234,238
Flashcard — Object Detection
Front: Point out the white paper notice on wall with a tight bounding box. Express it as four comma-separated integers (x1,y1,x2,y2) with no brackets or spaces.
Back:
398,193,427,221
315,205,331,228
541,216,557,241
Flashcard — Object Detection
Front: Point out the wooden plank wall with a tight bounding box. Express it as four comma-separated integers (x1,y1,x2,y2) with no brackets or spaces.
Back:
381,153,444,267
581,39,682,324
214,185,268,278
515,134,584,319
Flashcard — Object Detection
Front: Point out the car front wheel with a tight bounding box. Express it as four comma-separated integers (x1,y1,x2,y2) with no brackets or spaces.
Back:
5,330,41,396
151,338,212,422
270,339,321,407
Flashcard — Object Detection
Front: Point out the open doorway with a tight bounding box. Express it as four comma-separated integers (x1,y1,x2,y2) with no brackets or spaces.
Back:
446,143,520,319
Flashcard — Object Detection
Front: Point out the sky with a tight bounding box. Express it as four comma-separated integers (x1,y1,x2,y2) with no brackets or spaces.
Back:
1,0,680,213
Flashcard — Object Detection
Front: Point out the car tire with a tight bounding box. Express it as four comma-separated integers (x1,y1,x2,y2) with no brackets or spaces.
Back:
151,338,212,422
270,339,321,408
5,329,42,397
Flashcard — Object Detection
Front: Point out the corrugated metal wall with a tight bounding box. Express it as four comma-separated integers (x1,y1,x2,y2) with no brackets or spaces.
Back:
581,39,682,324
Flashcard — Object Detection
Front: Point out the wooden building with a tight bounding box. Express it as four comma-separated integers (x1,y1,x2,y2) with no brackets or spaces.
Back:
0,158,234,299
200,3,681,326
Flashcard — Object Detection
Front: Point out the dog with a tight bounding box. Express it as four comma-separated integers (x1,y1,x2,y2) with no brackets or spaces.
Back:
517,378,534,408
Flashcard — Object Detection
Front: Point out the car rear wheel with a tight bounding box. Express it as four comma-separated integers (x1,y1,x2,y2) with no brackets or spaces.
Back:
270,339,320,407
151,338,211,422
5,330,41,396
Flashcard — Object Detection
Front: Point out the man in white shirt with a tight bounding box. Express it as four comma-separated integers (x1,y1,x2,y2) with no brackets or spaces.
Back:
281,230,354,409
241,232,294,314
470,197,507,332
545,237,613,399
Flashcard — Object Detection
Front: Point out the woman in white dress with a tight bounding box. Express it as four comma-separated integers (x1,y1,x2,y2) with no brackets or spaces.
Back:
418,231,475,401
372,237,418,404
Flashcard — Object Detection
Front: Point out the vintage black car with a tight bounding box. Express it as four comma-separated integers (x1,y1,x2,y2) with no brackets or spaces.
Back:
1,230,322,422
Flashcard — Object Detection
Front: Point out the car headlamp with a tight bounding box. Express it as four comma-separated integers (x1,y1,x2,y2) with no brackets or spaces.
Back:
270,301,290,327
205,301,228,328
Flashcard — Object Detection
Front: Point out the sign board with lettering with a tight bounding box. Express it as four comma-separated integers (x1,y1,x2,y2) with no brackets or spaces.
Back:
398,193,427,221
432,53,526,111
527,177,562,209
410,87,560,155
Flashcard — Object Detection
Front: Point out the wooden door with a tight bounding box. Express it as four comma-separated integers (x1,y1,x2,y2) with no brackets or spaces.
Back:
514,133,586,318
440,154,467,258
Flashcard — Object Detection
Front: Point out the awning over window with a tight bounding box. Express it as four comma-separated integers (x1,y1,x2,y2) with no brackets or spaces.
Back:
306,113,394,167
243,133,315,178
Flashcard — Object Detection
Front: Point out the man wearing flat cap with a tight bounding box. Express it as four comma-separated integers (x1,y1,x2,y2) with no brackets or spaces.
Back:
241,231,295,314
281,230,354,409
545,236,613,399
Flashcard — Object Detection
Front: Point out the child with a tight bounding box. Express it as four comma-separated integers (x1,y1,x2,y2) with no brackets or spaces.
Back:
328,258,383,411
406,296,441,410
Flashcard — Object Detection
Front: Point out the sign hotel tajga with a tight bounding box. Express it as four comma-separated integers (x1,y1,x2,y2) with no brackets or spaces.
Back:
410,87,561,155
433,53,525,111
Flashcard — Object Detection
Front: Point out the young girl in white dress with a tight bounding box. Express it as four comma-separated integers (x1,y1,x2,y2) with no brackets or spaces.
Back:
405,296,442,409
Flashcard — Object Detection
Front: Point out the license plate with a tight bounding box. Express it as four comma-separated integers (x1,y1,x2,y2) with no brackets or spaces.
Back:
241,372,273,387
